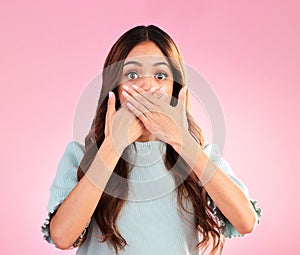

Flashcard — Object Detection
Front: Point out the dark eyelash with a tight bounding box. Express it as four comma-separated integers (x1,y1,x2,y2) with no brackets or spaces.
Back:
157,71,168,77
125,71,138,76
124,70,169,78
124,71,140,79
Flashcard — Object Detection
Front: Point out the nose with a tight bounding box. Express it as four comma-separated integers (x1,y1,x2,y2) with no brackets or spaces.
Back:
138,75,158,91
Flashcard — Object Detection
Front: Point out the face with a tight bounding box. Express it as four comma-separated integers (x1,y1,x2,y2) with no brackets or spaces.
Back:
117,41,174,107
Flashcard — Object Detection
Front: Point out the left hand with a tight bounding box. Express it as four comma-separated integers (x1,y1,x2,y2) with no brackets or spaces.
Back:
122,84,189,147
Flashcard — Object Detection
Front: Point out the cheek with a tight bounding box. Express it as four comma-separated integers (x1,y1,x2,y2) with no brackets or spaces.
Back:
166,82,173,97
117,87,126,106
119,93,126,106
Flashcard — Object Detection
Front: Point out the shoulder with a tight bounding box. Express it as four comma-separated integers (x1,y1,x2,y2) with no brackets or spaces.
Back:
59,141,85,169
51,141,85,188
203,143,233,176
64,141,85,160
203,143,249,196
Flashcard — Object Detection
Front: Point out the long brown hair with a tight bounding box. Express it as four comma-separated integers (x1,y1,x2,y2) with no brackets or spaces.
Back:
77,25,224,254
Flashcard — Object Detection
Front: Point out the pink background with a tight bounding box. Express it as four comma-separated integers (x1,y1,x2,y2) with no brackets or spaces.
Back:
1,0,299,254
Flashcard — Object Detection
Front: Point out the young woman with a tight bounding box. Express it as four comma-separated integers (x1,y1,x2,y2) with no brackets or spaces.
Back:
41,25,262,255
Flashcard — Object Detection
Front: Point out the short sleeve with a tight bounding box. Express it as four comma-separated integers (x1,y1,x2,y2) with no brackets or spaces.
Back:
203,144,262,238
41,141,91,247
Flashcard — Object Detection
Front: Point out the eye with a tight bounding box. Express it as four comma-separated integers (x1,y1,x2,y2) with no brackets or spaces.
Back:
155,72,168,80
126,71,139,80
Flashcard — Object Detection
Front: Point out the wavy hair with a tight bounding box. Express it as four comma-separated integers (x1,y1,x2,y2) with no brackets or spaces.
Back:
77,25,224,254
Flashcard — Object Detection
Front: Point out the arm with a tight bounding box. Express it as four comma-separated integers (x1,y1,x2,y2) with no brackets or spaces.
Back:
49,138,122,249
202,160,258,234
172,134,258,235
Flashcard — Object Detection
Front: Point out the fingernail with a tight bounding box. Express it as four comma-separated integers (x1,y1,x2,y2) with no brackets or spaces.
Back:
109,91,113,98
150,86,156,93
132,84,139,90
123,84,129,91
159,87,166,93
122,90,129,97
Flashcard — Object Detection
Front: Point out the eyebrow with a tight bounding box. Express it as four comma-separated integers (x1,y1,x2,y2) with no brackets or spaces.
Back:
123,61,170,68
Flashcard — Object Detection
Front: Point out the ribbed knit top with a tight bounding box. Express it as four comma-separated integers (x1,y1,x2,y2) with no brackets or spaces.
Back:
41,140,262,255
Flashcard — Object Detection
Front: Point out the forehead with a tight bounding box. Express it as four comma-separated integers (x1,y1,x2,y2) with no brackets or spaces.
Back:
125,41,166,63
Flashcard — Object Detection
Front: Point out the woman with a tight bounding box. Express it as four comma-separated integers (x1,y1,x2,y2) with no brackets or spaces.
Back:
41,25,262,255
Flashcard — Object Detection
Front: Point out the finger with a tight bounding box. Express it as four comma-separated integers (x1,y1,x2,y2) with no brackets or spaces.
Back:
107,91,116,118
126,102,148,125
130,84,162,107
122,89,152,116
178,86,187,110
153,86,166,99
105,91,115,136
148,86,169,105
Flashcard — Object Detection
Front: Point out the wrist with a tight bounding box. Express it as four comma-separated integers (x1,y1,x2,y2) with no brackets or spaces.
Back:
171,130,195,153
170,128,189,153
171,131,218,186
104,136,126,158
172,130,201,169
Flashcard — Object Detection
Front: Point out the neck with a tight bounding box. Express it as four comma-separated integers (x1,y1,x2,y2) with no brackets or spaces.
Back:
135,133,161,142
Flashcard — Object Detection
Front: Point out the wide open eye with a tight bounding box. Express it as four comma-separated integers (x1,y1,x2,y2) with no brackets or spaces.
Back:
155,72,168,80
126,71,139,80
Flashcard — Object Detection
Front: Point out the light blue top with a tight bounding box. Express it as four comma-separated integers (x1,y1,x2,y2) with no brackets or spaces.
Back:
41,140,262,255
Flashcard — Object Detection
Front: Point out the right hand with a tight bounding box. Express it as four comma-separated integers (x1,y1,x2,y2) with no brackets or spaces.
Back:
104,91,145,154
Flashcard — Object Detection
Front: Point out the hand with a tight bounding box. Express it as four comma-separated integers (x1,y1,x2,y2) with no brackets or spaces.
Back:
121,84,189,148
121,85,219,185
104,91,145,155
